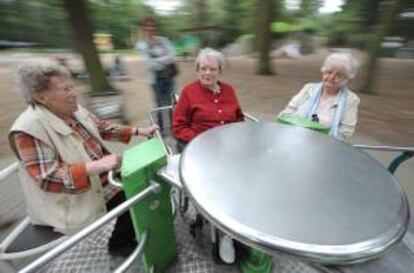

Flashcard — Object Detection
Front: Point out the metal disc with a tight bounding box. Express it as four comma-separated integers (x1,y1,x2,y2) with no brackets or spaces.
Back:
180,122,409,264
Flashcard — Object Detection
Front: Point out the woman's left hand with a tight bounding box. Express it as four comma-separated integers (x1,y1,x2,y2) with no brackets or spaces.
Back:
136,124,159,137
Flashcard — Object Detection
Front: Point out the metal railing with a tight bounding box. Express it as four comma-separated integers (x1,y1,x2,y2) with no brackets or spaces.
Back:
244,112,260,122
148,105,175,156
1,162,69,262
353,145,414,153
0,217,68,261
147,102,260,158
354,145,414,174
18,182,159,273
148,104,413,182
0,162,18,182
114,231,148,273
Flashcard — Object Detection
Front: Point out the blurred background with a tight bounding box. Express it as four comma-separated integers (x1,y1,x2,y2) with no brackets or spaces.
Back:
0,0,413,235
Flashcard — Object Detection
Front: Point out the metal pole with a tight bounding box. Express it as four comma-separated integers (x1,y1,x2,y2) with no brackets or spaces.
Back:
156,155,182,190
243,112,259,123
108,170,123,188
353,144,414,153
157,169,182,190
388,152,413,174
148,108,172,156
19,183,160,273
0,162,18,181
114,230,148,273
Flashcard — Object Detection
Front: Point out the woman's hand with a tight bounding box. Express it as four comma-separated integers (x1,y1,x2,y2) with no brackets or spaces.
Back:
136,124,159,137
86,154,121,176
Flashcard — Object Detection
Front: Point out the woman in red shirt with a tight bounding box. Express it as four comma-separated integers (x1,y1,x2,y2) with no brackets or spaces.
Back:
172,47,245,264
172,47,244,145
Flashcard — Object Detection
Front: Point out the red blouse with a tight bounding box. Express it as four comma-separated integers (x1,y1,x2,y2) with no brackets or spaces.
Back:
172,80,244,143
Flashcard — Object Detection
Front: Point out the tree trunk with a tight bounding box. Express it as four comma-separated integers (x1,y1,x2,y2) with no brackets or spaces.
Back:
361,0,405,94
256,0,274,75
197,0,208,48
61,0,114,94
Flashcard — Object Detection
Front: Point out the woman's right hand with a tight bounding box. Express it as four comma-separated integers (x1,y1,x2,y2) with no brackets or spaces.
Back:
86,154,121,176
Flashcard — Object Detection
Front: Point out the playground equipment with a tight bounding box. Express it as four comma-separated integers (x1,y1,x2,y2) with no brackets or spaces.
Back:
179,122,409,264
0,106,413,272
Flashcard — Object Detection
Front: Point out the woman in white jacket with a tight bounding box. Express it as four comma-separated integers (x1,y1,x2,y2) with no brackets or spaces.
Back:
279,52,360,140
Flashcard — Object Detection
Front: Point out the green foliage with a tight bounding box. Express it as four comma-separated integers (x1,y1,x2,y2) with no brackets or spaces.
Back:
324,0,411,49
271,21,303,33
236,34,254,43
167,0,257,47
0,0,151,49
157,13,188,40
0,0,71,48
342,0,381,30
89,0,153,49
220,0,245,44
299,0,323,16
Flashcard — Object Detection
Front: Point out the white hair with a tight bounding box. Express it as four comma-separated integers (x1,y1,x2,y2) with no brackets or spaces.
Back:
15,60,71,105
195,47,225,72
321,52,359,80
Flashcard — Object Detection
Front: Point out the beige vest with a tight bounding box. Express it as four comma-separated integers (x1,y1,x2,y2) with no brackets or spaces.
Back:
9,105,110,234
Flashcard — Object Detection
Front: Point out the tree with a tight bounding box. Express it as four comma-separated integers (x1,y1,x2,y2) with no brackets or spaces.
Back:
61,0,114,94
90,0,153,49
298,0,323,54
300,0,323,16
196,0,209,47
256,0,274,75
178,0,210,47
361,0,407,94
0,0,71,48
221,0,245,44
328,0,410,93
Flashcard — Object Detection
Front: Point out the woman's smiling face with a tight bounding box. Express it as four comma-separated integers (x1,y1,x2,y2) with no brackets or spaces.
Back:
197,56,221,89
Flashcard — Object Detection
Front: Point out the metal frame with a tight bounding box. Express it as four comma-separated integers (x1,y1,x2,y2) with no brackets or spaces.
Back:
178,122,410,265
148,103,413,178
19,183,159,273
148,105,175,156
0,162,18,181
148,104,261,225
0,162,70,262
0,160,160,273
0,217,68,261
114,231,148,273
2,108,412,272
148,104,260,157
353,145,414,153
354,145,414,174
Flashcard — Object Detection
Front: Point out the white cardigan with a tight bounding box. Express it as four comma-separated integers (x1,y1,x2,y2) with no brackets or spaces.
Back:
279,83,360,139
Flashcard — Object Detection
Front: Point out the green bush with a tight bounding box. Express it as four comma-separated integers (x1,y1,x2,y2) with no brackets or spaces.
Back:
236,34,254,44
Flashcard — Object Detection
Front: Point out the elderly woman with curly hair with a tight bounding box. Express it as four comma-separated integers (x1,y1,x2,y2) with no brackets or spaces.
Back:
279,52,361,140
9,61,158,270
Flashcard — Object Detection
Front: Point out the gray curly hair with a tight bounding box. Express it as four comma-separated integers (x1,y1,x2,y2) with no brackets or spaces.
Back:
15,60,71,105
195,47,225,72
